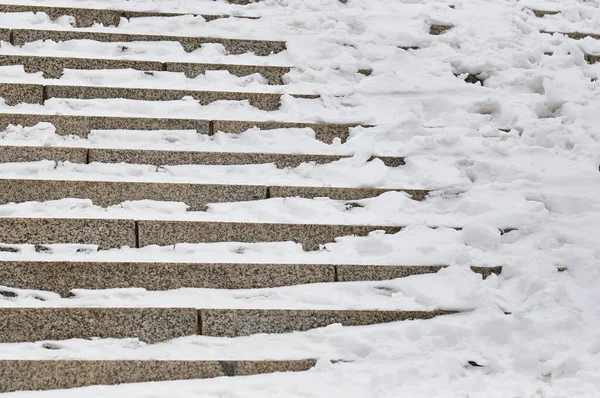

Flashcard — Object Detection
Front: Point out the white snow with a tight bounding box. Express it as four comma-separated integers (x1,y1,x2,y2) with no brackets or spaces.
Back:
1,0,600,396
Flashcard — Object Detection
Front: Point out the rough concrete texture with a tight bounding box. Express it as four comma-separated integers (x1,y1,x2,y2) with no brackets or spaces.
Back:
0,261,335,295
0,28,10,42
0,218,136,249
0,145,86,163
269,186,428,201
89,148,354,167
0,4,230,27
201,309,457,336
0,113,210,137
138,220,405,251
165,62,290,85
0,359,316,392
0,54,162,78
212,120,373,144
0,308,198,343
43,84,317,111
0,179,266,210
0,83,43,105
336,264,445,281
11,28,286,55
429,24,453,35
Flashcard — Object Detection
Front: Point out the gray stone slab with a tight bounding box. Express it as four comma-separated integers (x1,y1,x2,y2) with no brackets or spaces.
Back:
0,179,266,210
165,62,290,85
470,266,503,278
0,54,162,79
0,145,86,163
11,28,286,55
429,24,453,35
138,220,404,251
43,84,317,111
200,309,457,336
0,113,210,137
542,30,600,40
89,148,353,167
0,28,10,42
0,261,335,295
530,9,560,17
212,120,374,144
0,4,234,27
269,186,427,201
0,218,136,249
0,359,316,392
585,54,599,64
0,83,43,106
0,308,197,343
337,265,444,281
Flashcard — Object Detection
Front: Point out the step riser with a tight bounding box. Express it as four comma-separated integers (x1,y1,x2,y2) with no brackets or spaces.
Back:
0,262,499,296
0,218,404,250
10,28,286,55
0,308,453,342
0,55,289,84
0,146,87,164
0,360,316,393
0,180,421,207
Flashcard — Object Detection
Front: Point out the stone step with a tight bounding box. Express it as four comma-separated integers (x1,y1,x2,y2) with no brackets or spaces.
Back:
429,24,453,35
0,27,9,42
0,308,454,342
0,54,290,84
10,28,287,55
0,261,501,296
0,4,257,27
0,359,318,392
0,218,409,250
0,82,318,111
0,113,371,143
530,9,559,17
0,179,421,210
0,145,87,164
542,30,600,40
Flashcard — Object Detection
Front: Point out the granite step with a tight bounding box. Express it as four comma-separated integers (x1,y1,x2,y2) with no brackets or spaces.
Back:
0,145,87,164
0,113,371,143
0,261,501,296
541,30,600,40
0,54,290,84
10,28,287,55
429,24,453,35
0,308,455,342
0,82,318,111
0,359,318,393
0,4,258,27
0,179,422,210
0,217,409,250
529,9,559,17
0,27,9,41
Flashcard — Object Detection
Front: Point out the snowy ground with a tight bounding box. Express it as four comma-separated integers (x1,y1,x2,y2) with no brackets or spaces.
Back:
1,0,600,396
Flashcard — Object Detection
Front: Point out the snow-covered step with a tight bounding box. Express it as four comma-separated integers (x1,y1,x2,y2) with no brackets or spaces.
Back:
9,28,287,55
529,9,560,17
0,4,257,27
0,54,290,83
0,217,410,250
429,24,452,35
0,145,86,163
0,82,318,110
0,113,371,143
0,261,499,295
0,307,455,342
0,179,424,209
541,30,600,40
0,359,318,393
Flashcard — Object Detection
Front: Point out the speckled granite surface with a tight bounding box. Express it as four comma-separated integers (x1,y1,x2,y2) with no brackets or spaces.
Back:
268,186,428,201
165,62,290,85
0,4,230,27
0,113,210,136
137,220,405,251
11,28,286,55
542,30,600,40
43,85,314,111
212,120,374,144
0,359,317,392
0,145,86,163
200,309,458,336
429,24,453,35
0,179,266,210
0,28,10,42
0,261,335,295
0,218,136,249
0,54,162,78
336,265,445,281
0,83,43,105
585,54,599,64
0,307,198,343
89,148,352,167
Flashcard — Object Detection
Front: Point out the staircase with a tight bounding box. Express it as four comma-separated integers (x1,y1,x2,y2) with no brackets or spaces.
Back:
0,0,596,393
